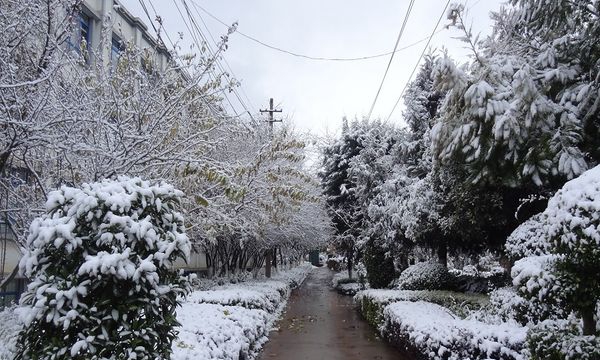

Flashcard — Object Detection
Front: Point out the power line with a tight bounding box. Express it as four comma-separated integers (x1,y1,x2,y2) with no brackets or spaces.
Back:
188,0,444,62
172,0,243,116
186,0,257,114
366,0,416,121
140,0,177,50
386,0,451,121
179,0,254,117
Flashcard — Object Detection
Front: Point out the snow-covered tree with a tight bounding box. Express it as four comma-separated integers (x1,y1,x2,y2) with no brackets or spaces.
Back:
509,165,600,336
402,54,444,179
16,177,191,359
544,165,600,336
432,1,600,187
320,119,366,278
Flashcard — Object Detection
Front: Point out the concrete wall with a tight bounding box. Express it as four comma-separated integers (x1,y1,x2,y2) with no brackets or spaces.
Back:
174,251,208,273
80,0,170,71
1,240,21,279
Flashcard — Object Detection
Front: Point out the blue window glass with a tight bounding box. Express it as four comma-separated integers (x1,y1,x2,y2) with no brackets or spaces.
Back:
68,12,91,59
79,13,90,46
111,36,125,70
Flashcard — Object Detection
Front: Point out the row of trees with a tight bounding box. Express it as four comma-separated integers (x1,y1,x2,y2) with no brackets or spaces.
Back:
1,0,330,280
320,0,599,306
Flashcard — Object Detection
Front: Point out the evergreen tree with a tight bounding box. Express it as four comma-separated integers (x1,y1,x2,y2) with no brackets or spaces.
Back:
16,177,191,359
432,1,600,188
320,120,365,278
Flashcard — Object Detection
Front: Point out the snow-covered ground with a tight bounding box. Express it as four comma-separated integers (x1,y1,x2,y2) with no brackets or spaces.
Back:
0,263,313,360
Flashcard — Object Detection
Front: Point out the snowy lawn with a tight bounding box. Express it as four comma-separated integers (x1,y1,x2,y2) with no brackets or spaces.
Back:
0,263,313,360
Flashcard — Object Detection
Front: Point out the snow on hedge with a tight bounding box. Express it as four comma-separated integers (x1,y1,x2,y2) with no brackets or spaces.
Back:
355,289,488,322
172,303,270,360
172,263,313,360
396,261,452,290
383,301,528,360
187,281,288,312
0,306,20,360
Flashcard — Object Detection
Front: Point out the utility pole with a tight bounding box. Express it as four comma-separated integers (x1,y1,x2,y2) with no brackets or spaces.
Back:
260,98,282,278
260,98,282,137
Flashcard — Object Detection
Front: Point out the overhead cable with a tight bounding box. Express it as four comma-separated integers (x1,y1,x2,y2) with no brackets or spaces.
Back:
386,0,451,121
188,0,443,62
366,0,417,121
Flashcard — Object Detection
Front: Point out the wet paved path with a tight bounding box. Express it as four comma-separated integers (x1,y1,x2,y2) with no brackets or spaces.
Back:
258,267,407,360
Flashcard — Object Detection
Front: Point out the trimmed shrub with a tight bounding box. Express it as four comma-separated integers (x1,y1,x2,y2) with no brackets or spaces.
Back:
450,266,511,294
527,318,600,360
326,256,344,271
363,240,396,289
396,261,452,291
16,177,191,360
383,301,527,360
355,289,489,326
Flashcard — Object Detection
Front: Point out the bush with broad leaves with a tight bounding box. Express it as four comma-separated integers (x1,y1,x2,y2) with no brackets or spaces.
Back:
16,177,191,360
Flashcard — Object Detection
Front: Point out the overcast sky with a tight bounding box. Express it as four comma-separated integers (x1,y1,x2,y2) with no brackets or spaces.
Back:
121,0,504,136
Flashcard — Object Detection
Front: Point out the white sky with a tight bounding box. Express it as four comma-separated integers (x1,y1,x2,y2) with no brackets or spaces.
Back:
121,0,505,136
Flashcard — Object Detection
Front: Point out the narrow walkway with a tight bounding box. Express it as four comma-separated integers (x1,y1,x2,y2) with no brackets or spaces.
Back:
258,267,408,360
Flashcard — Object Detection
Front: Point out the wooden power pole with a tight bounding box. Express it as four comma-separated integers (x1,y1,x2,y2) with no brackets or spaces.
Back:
260,98,282,278
260,98,282,137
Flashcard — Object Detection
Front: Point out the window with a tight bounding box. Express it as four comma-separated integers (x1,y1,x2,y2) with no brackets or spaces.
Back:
68,12,91,60
111,36,125,71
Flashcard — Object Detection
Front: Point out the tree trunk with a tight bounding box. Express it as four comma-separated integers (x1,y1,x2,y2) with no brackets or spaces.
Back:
265,250,272,278
437,240,448,268
347,249,353,279
0,150,10,174
272,247,277,271
582,306,598,336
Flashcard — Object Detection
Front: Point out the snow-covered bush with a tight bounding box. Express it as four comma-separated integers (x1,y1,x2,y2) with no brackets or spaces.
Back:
450,264,510,294
382,301,527,360
187,281,288,312
331,271,363,295
16,177,191,359
543,165,600,335
505,214,551,259
527,317,600,360
326,256,344,271
0,306,20,359
173,303,270,360
396,261,452,291
510,255,567,324
487,287,529,325
507,165,600,336
355,289,488,328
